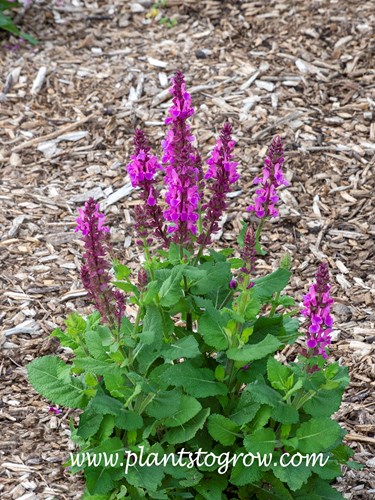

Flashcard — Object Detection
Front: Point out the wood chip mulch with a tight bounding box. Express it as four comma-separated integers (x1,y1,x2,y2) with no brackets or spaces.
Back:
0,1,374,498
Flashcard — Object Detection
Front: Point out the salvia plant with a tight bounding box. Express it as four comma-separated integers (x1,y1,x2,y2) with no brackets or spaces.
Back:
27,71,358,499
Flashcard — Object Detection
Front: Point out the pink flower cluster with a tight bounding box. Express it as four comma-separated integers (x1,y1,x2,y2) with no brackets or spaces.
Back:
126,129,161,206
75,198,125,328
301,262,334,358
205,123,239,184
161,71,201,241
127,129,166,244
247,135,289,219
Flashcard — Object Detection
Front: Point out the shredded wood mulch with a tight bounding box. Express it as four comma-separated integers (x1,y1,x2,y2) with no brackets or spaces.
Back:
0,0,374,498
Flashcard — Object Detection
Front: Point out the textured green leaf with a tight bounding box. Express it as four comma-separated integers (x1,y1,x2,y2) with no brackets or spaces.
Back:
229,448,263,486
140,305,163,344
164,395,202,427
207,414,240,446
77,409,103,439
145,389,181,419
303,389,344,417
73,358,118,376
252,268,291,298
158,267,183,307
273,462,312,491
195,473,228,499
85,327,111,360
198,306,229,350
115,409,143,431
163,408,210,445
88,390,123,415
229,392,260,425
244,428,276,455
294,477,345,499
296,418,342,453
227,335,281,362
267,357,292,391
163,362,227,398
27,355,88,409
162,335,200,360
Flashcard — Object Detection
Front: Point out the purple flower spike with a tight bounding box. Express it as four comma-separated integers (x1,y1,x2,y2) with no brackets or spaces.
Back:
161,71,201,243
240,226,257,278
301,262,334,359
127,129,167,244
200,123,239,242
247,135,289,219
76,198,125,328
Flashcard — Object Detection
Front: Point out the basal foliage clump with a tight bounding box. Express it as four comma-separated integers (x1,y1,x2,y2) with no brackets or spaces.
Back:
27,71,357,499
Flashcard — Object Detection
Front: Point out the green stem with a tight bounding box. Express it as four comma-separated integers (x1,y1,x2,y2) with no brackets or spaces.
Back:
254,217,267,253
225,275,251,391
269,291,280,317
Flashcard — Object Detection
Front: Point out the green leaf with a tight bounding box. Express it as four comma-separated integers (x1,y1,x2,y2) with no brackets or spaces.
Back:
162,335,200,360
115,409,143,431
168,242,181,265
229,392,260,425
227,334,282,363
273,461,312,491
125,462,165,494
96,414,115,442
296,418,342,453
85,327,112,360
303,389,344,417
252,268,291,298
228,258,244,269
237,221,248,247
113,263,131,280
77,409,103,439
267,357,292,391
245,382,298,423
163,395,202,427
190,261,231,296
66,312,86,336
27,355,88,409
73,358,120,376
158,267,183,307
311,457,341,480
229,448,263,486
197,305,229,350
88,390,123,416
140,305,162,344
294,477,345,499
207,414,240,446
278,295,296,307
51,327,79,349
195,474,228,499
163,362,227,398
244,428,276,455
145,389,181,419
162,408,210,445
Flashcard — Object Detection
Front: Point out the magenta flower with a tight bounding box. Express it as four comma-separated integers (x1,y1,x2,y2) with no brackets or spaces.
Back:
127,129,167,244
301,262,334,358
75,198,125,328
200,123,239,242
49,406,62,415
247,135,289,219
161,71,201,243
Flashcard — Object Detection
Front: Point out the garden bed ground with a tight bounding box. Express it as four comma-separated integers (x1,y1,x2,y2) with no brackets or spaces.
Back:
0,0,374,498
